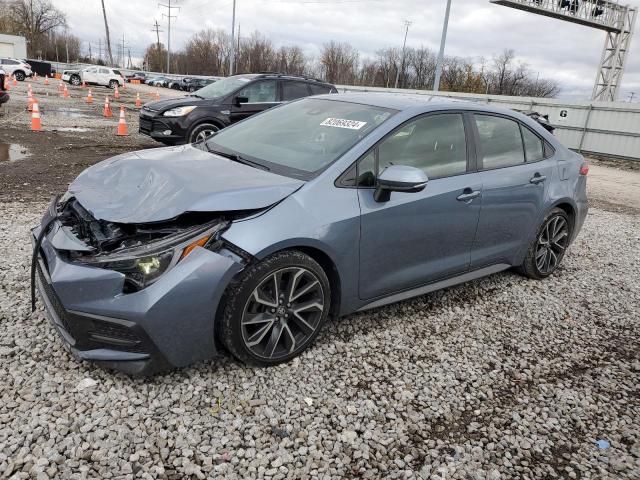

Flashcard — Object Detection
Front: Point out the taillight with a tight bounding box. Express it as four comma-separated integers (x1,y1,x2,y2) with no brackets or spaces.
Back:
579,162,589,176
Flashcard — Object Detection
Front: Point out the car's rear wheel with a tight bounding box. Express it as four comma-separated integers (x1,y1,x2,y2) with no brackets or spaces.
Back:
108,80,119,89
518,208,571,279
14,71,25,81
188,123,219,143
220,251,331,366
69,75,81,86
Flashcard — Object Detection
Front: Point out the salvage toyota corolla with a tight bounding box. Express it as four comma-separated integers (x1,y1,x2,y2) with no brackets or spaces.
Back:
32,93,588,375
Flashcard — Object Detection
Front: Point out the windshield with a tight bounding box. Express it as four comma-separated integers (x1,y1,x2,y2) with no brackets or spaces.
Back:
204,98,396,179
195,75,255,99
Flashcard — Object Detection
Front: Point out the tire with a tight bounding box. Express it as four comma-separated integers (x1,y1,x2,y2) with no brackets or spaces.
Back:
517,207,572,280
171,84,180,90
69,75,81,86
14,71,25,81
188,123,220,143
220,250,331,366
108,80,118,89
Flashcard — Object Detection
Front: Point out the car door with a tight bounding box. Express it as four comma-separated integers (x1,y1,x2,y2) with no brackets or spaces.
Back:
357,112,483,300
469,113,555,268
229,79,279,124
82,68,97,83
97,68,111,85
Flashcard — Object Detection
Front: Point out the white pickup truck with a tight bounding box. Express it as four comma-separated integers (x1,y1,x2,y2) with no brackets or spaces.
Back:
62,67,125,89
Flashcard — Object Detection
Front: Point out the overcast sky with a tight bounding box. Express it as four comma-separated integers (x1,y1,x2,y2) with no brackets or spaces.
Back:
52,0,640,100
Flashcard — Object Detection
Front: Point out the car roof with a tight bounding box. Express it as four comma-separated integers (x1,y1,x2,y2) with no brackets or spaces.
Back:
231,73,333,86
313,91,521,116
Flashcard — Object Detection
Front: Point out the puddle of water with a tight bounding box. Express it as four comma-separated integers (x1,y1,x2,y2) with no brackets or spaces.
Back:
0,143,30,161
53,127,92,132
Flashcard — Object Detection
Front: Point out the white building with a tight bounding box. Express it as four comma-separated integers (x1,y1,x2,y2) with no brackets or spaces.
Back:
0,34,27,59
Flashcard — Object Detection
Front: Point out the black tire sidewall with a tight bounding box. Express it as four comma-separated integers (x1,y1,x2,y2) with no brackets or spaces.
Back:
188,123,219,144
522,207,572,279
108,80,118,89
220,251,331,366
15,71,25,81
70,75,80,86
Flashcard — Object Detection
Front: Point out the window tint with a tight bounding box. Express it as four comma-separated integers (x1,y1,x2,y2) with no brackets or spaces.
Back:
376,113,468,179
521,125,544,162
357,150,376,187
238,80,277,103
113,69,122,76
282,81,310,101
475,114,525,169
99,68,109,74
5,59,17,65
310,84,331,95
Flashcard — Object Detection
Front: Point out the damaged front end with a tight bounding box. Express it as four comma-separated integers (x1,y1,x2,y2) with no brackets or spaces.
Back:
56,198,233,293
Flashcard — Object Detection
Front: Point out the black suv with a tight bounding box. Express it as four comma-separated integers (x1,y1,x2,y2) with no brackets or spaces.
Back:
139,73,338,145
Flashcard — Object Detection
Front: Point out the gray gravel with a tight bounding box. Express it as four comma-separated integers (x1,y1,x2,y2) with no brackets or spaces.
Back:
1,202,639,479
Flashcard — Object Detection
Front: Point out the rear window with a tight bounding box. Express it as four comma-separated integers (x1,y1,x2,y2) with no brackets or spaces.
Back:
310,84,333,95
283,81,311,101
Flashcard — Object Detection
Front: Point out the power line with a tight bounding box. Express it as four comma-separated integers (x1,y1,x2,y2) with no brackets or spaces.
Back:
158,0,180,74
394,20,412,89
151,20,164,72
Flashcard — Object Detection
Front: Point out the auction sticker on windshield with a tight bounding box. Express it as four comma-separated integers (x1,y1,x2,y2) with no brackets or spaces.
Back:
320,118,367,130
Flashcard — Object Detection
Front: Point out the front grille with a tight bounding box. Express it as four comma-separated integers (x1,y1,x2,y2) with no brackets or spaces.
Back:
37,258,149,355
139,117,153,133
88,320,146,353
36,260,74,336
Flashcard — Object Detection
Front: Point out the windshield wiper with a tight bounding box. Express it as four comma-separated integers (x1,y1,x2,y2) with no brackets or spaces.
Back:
188,94,204,99
204,145,270,171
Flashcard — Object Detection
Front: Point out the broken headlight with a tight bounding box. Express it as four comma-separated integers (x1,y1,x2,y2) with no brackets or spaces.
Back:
78,223,225,292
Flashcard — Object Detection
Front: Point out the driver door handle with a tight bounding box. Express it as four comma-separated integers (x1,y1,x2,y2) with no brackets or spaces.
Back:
530,174,547,184
457,189,481,202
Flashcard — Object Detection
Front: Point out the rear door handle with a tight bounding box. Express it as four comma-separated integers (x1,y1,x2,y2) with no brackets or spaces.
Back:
530,174,547,184
457,189,481,202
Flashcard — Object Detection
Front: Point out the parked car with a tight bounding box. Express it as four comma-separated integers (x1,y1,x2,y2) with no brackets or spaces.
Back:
32,93,588,375
139,73,338,145
181,77,216,92
147,76,170,87
0,57,33,81
125,71,147,83
166,78,183,90
62,67,125,88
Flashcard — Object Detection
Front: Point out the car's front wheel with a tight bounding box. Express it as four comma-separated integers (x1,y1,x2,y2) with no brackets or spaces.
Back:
188,123,220,143
220,251,331,366
69,75,81,86
518,207,571,279
14,71,26,81
108,80,119,89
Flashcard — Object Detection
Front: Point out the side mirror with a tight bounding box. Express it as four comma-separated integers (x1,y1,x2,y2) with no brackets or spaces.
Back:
234,96,249,107
374,165,428,202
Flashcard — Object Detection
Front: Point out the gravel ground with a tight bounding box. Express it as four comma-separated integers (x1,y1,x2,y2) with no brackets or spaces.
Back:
1,201,639,479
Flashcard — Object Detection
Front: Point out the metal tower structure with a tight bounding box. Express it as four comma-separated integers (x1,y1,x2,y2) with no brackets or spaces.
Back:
490,0,637,101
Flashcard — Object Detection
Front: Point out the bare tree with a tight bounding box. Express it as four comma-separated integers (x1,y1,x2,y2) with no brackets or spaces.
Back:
100,0,114,66
1,0,66,56
318,41,359,85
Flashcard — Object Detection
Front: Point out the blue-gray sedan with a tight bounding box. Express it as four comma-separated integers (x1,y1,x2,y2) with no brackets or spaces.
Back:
32,93,588,375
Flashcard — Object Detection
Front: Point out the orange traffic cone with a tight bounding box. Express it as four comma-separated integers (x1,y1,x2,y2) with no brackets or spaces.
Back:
58,82,63,93
31,101,42,131
135,93,142,108
154,88,160,100
116,106,128,136
12,75,17,86
86,89,94,104
81,80,86,88
103,96,113,117
27,89,36,112
114,84,120,99
63,84,69,98
44,74,49,85
4,75,9,91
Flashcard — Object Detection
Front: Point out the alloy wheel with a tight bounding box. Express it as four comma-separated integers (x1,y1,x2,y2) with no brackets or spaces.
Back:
535,215,569,275
241,267,325,360
194,128,218,142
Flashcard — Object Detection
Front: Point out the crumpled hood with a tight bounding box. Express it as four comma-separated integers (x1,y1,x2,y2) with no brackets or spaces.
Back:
68,145,304,223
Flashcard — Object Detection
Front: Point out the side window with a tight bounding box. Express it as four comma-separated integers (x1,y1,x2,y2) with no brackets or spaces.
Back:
99,68,109,74
377,113,468,179
309,84,331,95
5,59,17,65
357,150,376,187
282,81,310,101
520,125,544,162
475,114,525,169
238,80,277,103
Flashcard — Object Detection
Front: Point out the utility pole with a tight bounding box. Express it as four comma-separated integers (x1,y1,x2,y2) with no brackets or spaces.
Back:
630,92,636,102
98,38,102,64
101,0,114,66
151,20,164,72
159,0,179,74
394,20,412,89
229,0,237,76
433,0,453,92
65,27,69,63
89,42,92,62
120,34,126,68
236,23,241,73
